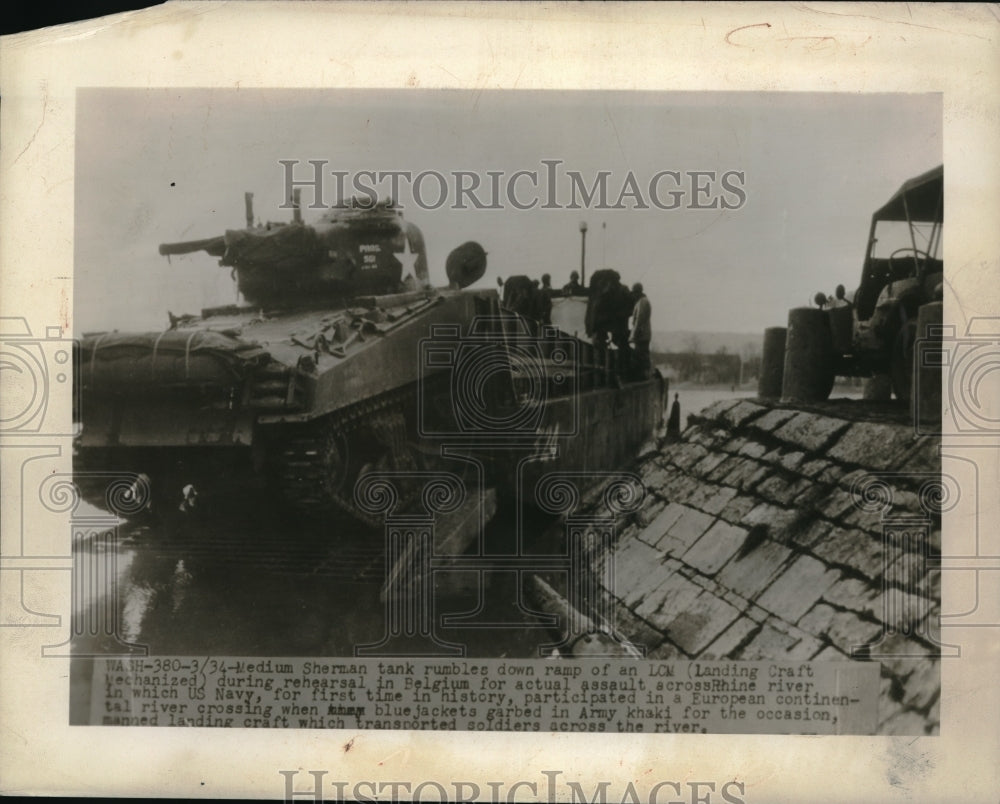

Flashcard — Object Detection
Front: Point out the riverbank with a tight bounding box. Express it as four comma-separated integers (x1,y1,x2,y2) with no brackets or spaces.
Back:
665,383,864,422
563,396,941,735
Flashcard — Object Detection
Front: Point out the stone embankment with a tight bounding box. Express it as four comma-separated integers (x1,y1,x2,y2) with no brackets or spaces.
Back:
591,398,942,735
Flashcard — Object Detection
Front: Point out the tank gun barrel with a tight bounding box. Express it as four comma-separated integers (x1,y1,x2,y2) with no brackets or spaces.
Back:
158,235,227,258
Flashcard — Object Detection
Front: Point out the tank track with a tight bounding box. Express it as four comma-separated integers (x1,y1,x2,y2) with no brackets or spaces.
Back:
271,382,427,528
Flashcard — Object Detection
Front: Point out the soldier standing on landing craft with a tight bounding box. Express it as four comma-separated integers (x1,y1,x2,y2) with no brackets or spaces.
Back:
562,270,584,296
586,269,633,379
630,282,652,380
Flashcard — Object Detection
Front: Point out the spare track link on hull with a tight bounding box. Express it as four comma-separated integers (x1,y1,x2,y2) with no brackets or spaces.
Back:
273,383,426,528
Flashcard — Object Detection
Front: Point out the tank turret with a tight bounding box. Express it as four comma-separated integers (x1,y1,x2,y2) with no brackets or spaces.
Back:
158,194,448,308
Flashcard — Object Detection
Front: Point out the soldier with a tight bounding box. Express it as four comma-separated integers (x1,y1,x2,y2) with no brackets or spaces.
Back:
585,269,614,368
630,282,652,379
502,275,536,318
531,279,546,323
586,269,632,379
608,280,634,378
539,273,554,325
667,393,681,438
562,270,584,296
829,284,852,308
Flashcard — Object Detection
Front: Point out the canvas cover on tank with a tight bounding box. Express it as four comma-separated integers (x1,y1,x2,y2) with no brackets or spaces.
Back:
79,330,270,393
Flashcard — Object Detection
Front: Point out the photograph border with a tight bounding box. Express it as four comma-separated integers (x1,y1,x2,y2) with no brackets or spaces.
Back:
1,3,998,800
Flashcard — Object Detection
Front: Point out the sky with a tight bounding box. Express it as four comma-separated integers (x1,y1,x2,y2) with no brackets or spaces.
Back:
74,89,942,336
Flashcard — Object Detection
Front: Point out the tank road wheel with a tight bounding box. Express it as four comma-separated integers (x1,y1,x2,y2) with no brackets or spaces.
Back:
890,319,918,405
356,409,426,509
276,424,352,511
365,410,420,476
781,308,835,402
272,396,429,523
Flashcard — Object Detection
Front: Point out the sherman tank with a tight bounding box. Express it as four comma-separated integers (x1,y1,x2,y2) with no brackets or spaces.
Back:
76,193,665,526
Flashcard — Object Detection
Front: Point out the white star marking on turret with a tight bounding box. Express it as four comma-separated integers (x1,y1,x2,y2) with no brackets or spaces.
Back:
394,235,419,277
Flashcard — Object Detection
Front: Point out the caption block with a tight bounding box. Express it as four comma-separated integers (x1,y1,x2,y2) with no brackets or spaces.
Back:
88,657,880,734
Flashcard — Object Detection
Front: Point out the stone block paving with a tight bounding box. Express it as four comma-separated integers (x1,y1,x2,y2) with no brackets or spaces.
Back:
596,398,942,735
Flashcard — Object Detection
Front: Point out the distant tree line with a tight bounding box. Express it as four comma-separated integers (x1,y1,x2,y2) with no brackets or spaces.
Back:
650,338,761,385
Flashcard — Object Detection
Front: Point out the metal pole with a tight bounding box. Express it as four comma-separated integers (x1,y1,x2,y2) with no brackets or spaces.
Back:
579,221,588,286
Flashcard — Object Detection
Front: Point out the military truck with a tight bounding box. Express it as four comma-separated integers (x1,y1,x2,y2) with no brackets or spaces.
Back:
761,165,943,406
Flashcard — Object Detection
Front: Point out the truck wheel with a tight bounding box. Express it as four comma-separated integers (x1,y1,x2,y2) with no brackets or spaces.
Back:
890,320,918,404
781,308,835,402
758,326,786,400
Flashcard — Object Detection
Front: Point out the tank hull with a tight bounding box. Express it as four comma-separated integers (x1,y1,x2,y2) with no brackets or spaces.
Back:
76,374,664,524
76,287,665,521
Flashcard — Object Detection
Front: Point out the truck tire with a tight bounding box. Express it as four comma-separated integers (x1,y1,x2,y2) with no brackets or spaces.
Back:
758,326,787,399
781,308,835,402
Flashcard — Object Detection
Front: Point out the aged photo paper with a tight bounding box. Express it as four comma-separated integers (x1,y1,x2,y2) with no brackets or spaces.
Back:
1,2,998,801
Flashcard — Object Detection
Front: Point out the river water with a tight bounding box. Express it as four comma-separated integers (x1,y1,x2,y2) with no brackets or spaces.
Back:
70,494,570,659
668,385,863,422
